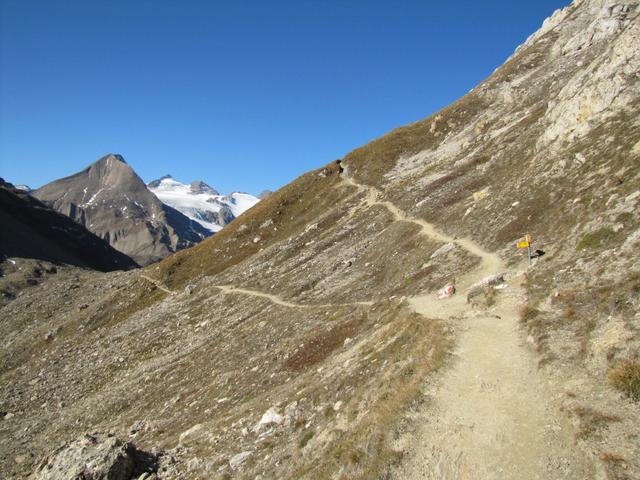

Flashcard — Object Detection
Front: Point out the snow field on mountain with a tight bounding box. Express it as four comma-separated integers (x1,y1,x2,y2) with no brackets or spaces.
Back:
149,176,260,233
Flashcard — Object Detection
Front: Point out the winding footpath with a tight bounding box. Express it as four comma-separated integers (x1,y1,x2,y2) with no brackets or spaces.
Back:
213,285,372,308
340,174,594,479
138,276,372,308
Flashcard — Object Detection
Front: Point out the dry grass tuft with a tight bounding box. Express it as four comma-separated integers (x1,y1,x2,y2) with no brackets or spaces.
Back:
572,405,622,441
608,360,640,401
518,303,540,323
599,451,626,463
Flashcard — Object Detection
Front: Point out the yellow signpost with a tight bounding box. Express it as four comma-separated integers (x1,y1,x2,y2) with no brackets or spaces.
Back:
517,235,533,265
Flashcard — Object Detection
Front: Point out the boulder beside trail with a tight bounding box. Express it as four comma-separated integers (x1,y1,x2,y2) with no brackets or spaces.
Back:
466,274,505,303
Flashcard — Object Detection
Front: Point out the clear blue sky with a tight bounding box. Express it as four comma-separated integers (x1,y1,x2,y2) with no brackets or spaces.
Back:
0,0,570,194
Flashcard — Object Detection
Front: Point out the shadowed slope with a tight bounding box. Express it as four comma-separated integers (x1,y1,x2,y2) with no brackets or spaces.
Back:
0,179,137,271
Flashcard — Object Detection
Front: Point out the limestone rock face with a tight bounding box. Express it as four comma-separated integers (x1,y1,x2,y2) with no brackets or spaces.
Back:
538,2,640,149
33,154,211,265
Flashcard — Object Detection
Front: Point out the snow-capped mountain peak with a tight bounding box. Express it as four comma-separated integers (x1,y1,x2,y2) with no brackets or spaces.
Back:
148,176,260,233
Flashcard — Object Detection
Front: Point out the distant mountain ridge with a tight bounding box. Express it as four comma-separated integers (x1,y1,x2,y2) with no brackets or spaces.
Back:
32,154,211,265
148,175,260,232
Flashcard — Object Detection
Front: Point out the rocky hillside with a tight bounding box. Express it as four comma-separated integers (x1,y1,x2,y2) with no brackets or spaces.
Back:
1,1,639,479
33,154,212,266
148,175,260,233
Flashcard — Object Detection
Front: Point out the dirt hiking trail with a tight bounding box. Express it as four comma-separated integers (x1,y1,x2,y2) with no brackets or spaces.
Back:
139,275,372,309
340,174,594,478
214,285,373,309
393,281,595,479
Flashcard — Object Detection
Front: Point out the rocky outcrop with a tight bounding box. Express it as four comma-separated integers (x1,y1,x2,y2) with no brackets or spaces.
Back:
33,155,211,265
31,432,163,480
31,433,135,480
538,2,639,149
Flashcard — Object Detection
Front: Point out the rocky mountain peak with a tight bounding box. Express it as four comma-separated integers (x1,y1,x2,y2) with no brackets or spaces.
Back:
189,180,218,196
147,175,173,189
96,153,127,165
32,156,211,265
